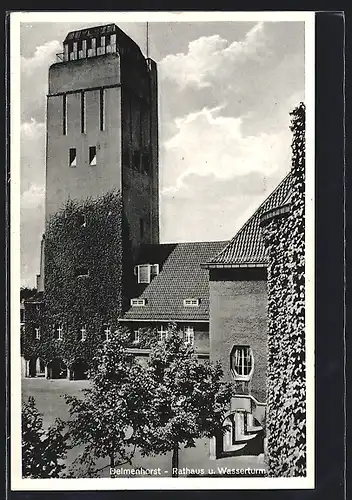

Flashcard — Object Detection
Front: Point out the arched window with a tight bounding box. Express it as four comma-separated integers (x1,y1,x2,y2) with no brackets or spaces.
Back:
230,345,254,381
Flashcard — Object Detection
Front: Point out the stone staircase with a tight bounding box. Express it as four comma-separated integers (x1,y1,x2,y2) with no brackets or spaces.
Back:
220,395,265,457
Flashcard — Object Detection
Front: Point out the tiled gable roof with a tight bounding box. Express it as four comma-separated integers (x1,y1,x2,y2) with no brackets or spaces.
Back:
122,241,227,322
206,174,292,267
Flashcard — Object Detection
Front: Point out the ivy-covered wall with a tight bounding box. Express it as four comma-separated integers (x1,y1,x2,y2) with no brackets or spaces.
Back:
22,191,124,368
262,103,306,476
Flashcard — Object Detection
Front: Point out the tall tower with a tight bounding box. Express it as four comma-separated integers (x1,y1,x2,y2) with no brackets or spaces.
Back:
45,24,159,254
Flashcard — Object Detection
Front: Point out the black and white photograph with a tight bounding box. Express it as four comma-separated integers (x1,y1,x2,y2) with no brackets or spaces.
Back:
10,11,315,490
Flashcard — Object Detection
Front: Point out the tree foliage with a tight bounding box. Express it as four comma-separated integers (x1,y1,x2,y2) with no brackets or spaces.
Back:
139,323,234,477
21,191,123,367
64,328,155,477
263,102,306,477
22,396,68,478
64,324,233,478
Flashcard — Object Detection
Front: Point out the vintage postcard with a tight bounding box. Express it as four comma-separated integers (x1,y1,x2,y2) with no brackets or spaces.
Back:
10,10,315,490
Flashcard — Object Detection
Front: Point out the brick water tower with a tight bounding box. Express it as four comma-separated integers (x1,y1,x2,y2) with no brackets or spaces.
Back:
39,24,159,292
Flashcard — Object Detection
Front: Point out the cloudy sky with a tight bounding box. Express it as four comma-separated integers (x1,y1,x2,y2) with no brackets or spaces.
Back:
18,15,306,287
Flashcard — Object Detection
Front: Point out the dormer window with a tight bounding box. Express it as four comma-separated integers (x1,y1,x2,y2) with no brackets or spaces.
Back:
183,298,200,307
134,264,159,284
131,298,146,307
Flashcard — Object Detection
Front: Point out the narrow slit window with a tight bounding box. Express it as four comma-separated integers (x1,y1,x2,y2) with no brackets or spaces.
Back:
63,94,67,135
104,325,111,342
77,214,86,228
56,325,64,341
140,218,144,239
89,146,97,166
81,92,85,133
80,326,87,342
100,89,105,131
34,326,41,340
69,148,77,167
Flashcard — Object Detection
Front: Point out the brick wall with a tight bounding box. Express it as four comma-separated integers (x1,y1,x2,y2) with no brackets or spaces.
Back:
209,268,267,403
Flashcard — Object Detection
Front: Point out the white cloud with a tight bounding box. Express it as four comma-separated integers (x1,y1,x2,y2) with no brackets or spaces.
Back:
162,106,291,194
21,184,45,211
21,118,45,139
159,22,266,90
21,40,61,74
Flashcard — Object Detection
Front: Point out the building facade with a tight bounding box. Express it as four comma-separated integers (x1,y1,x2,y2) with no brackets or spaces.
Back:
21,23,293,464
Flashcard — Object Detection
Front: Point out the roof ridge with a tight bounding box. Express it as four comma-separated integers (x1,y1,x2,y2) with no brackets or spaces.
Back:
207,173,292,265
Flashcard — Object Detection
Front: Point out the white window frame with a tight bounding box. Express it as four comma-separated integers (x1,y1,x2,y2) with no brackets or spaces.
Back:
80,326,87,342
183,298,200,307
134,264,159,284
35,327,41,340
130,298,146,307
157,324,168,342
133,329,140,344
56,325,64,341
230,346,254,381
184,326,194,345
104,326,111,342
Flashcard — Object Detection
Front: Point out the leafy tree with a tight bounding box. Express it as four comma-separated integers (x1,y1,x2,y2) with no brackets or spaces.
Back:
140,324,234,477
64,328,155,477
22,396,68,478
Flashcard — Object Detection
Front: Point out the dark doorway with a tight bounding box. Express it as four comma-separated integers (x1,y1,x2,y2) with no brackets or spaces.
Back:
71,359,89,380
48,358,67,379
38,358,46,377
28,358,37,377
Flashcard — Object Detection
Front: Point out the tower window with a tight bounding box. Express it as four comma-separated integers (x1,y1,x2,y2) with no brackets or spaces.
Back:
230,346,254,381
81,92,85,133
89,146,97,166
80,326,87,342
69,148,77,167
62,94,67,135
77,214,86,228
75,267,89,278
104,325,111,342
34,326,41,340
56,325,64,341
100,89,105,131
140,218,144,239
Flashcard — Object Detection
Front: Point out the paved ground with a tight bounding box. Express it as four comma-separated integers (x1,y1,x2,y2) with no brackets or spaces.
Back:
22,378,267,478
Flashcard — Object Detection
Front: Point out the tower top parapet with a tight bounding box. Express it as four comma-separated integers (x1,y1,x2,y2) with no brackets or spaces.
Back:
56,23,146,64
